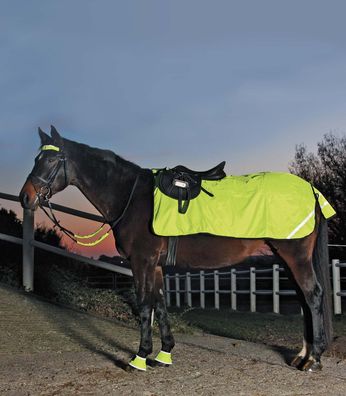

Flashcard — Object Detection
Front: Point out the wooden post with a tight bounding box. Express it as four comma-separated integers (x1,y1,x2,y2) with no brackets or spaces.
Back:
231,268,237,310
250,267,256,312
273,264,280,314
22,208,35,292
200,271,205,309
165,275,171,307
332,259,342,315
214,270,220,309
175,273,180,308
186,272,192,307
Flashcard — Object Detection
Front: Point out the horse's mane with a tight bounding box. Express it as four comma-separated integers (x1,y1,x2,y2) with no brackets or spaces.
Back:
63,137,142,172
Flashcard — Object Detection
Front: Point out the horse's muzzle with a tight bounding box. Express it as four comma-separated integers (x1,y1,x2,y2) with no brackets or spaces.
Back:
19,180,39,210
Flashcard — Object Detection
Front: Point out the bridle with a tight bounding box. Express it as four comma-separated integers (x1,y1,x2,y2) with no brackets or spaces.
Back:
29,144,139,247
29,145,67,202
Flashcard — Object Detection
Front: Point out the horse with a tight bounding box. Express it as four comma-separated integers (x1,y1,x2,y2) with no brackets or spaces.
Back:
20,126,333,372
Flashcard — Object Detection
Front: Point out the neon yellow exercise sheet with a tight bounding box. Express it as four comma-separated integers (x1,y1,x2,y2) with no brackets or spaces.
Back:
152,172,335,239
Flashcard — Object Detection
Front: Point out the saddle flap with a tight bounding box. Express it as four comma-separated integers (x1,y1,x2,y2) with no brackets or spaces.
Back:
158,169,201,201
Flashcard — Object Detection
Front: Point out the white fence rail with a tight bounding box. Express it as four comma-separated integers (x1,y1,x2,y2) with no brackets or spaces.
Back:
0,192,133,292
164,260,346,315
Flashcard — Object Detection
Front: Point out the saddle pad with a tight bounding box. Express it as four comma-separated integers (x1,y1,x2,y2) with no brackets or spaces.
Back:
152,172,335,239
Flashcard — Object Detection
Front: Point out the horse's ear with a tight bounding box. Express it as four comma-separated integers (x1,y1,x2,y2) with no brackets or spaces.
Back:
38,127,52,145
50,125,63,146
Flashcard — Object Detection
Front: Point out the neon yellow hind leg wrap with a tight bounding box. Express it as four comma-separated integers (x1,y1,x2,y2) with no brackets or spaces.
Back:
155,350,172,365
129,355,147,371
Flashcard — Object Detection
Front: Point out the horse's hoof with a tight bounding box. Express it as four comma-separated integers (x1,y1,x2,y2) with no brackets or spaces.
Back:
154,361,171,368
290,355,304,368
302,358,322,372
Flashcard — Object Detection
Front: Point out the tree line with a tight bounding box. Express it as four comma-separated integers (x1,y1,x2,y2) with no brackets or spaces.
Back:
289,133,346,245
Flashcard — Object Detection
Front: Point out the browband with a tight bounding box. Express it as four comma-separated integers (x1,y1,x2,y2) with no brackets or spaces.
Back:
41,144,60,152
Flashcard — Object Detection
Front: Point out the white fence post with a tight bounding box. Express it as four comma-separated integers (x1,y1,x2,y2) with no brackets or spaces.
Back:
165,275,171,307
214,270,220,309
160,260,344,313
200,271,205,309
250,267,256,312
23,209,35,292
186,272,192,307
273,264,280,314
175,273,180,308
231,268,237,310
332,259,342,314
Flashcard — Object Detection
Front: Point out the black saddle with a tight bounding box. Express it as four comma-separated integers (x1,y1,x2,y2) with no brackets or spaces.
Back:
156,161,226,214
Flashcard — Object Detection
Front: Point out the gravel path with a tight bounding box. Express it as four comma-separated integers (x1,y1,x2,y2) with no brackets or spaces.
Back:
1,284,346,395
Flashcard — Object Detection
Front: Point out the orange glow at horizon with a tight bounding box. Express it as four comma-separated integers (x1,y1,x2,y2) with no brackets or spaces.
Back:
39,210,120,259
0,195,120,259
38,186,120,258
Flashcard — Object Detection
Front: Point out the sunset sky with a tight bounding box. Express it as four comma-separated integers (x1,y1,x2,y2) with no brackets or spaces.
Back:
1,1,346,257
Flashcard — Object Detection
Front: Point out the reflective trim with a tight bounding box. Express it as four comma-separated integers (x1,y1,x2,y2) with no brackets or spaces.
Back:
155,350,172,365
129,355,147,371
286,209,315,239
286,201,329,239
76,232,110,246
41,145,60,152
74,224,106,239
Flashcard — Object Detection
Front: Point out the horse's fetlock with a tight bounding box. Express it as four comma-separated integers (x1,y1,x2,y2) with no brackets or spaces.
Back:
139,345,153,357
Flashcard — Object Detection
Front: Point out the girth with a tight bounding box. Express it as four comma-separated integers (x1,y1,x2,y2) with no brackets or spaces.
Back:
155,161,226,214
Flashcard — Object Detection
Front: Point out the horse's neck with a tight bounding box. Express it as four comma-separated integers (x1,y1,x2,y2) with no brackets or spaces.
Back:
69,147,142,222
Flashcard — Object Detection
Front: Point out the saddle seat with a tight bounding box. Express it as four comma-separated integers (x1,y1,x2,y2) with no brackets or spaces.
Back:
172,161,226,181
155,161,227,214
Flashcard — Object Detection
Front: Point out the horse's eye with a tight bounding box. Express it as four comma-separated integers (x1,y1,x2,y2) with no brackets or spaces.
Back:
48,158,56,163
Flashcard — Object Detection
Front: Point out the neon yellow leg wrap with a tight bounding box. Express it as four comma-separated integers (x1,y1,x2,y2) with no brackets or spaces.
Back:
129,355,147,371
155,350,172,365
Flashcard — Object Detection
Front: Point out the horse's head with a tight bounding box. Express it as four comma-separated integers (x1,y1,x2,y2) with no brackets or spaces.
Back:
20,126,69,210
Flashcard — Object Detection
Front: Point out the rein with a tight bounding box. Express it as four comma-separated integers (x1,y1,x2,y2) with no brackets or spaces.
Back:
30,144,139,247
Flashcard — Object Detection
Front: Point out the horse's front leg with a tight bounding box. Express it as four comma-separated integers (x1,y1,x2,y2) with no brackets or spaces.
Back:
153,266,175,365
129,257,156,371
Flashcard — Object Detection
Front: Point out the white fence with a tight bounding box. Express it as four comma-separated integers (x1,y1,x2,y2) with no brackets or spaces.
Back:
164,259,346,315
0,192,132,293
1,192,346,315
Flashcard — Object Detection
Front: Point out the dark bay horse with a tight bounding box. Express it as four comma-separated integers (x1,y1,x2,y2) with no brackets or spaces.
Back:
20,126,333,372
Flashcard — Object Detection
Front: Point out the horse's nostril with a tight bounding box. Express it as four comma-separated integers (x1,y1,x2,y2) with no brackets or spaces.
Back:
20,192,30,208
23,193,29,205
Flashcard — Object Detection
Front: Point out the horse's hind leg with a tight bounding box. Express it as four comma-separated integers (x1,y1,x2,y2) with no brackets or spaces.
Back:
272,240,327,371
153,266,175,365
284,269,314,369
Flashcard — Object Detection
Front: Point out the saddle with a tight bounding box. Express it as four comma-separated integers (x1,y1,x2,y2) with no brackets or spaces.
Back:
156,161,226,214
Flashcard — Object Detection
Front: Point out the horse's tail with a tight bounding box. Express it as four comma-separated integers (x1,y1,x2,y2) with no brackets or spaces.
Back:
313,214,333,347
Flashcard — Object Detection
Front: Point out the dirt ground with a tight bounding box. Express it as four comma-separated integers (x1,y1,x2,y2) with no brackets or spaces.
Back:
1,284,346,396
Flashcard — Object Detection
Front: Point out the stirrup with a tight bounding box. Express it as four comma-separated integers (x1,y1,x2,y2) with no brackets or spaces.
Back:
155,350,173,365
129,355,147,371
